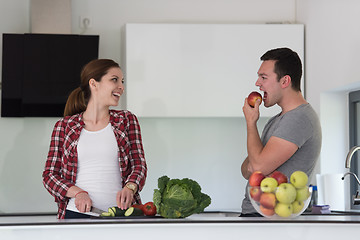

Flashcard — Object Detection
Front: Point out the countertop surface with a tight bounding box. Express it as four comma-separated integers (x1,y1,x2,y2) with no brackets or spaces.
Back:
2,211,360,226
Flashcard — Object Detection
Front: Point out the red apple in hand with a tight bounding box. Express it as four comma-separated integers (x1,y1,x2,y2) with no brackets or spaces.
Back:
247,91,262,108
249,171,265,187
249,186,262,201
270,171,288,185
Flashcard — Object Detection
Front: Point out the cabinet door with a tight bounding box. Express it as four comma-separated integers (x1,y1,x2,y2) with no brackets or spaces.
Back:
126,24,304,117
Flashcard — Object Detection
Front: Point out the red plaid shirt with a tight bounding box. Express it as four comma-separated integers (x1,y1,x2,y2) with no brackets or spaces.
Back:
42,110,147,219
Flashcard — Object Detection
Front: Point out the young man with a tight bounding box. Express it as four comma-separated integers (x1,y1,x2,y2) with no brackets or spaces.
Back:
240,47,321,216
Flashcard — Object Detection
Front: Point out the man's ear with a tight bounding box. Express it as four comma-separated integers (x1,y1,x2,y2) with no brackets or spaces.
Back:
281,75,291,89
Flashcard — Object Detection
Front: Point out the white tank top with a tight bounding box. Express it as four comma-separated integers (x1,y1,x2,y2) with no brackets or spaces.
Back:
66,123,122,215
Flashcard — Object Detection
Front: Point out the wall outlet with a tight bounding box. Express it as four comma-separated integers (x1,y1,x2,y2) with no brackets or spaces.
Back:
79,16,92,29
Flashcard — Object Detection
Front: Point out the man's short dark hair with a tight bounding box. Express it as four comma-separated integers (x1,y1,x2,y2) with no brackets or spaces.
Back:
260,47,302,92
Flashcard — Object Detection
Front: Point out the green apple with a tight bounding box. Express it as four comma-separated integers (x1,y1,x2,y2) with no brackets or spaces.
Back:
296,186,310,202
275,183,297,204
292,200,304,214
275,202,293,217
290,171,308,188
260,177,278,193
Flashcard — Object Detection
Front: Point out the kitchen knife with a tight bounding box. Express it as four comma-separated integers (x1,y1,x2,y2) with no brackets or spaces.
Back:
90,206,106,214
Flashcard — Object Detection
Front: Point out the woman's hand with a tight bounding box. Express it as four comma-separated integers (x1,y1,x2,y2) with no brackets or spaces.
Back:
116,186,135,210
74,191,92,213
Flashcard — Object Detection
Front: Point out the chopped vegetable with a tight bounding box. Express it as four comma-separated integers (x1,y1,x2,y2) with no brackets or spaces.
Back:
153,175,211,218
100,212,112,217
99,206,146,218
109,207,126,217
99,207,126,217
124,207,144,217
143,202,157,216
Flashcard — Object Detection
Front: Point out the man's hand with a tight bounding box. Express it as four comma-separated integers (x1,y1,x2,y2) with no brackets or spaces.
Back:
243,97,261,125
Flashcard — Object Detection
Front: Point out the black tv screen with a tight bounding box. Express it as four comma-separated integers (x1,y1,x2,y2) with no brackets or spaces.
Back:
1,33,99,117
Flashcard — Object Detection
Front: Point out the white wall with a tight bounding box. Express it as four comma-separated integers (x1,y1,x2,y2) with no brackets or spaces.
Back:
0,1,29,86
297,0,360,209
297,0,360,166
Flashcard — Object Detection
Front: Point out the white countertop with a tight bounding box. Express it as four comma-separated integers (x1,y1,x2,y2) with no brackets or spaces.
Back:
2,212,360,226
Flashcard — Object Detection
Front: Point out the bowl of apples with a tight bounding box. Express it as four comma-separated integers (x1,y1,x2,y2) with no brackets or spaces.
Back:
248,170,312,219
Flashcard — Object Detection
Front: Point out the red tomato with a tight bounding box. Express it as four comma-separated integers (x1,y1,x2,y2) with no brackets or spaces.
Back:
143,202,157,216
132,204,144,212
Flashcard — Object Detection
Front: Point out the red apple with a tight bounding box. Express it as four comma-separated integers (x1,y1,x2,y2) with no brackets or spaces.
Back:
270,171,288,185
260,205,275,216
249,186,262,202
249,171,265,187
247,91,262,108
259,192,276,209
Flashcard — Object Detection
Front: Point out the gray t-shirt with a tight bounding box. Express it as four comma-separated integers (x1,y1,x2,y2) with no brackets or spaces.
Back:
241,103,322,214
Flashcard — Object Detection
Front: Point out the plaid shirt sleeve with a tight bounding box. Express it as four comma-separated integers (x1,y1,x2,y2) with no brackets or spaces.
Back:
120,111,147,193
42,119,75,204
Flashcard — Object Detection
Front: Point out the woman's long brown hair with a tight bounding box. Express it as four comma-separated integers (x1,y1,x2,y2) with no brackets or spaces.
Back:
63,59,120,117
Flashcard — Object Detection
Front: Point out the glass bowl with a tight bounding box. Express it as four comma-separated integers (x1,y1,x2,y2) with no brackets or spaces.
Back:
248,185,312,219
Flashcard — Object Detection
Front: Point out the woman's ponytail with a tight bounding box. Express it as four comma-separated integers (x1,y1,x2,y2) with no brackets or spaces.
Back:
63,87,86,117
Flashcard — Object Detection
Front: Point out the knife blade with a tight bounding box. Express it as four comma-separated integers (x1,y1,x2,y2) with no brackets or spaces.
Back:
90,206,106,214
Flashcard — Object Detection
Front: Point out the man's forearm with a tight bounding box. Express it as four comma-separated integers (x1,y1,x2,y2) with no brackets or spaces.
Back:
246,122,263,171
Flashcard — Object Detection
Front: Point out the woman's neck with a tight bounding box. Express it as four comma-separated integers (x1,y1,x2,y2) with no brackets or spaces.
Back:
83,105,110,131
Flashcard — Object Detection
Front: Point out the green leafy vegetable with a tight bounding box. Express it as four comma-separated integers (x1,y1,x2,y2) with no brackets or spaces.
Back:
153,175,211,218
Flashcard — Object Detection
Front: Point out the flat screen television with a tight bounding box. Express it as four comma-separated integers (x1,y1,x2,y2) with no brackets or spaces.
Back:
1,33,99,117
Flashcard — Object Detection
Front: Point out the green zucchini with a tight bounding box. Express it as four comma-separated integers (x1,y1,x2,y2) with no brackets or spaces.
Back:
124,207,144,217
100,212,112,217
101,206,143,217
108,207,126,217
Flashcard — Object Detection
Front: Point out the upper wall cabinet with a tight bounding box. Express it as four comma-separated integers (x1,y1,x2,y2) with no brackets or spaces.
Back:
125,24,304,117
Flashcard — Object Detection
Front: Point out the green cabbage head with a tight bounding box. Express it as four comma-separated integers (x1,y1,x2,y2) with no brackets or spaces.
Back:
153,175,211,218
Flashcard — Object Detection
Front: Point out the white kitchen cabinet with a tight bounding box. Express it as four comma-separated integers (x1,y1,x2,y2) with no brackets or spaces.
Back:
126,24,304,117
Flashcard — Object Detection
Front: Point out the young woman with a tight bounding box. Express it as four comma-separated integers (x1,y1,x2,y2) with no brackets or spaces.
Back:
42,59,147,219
